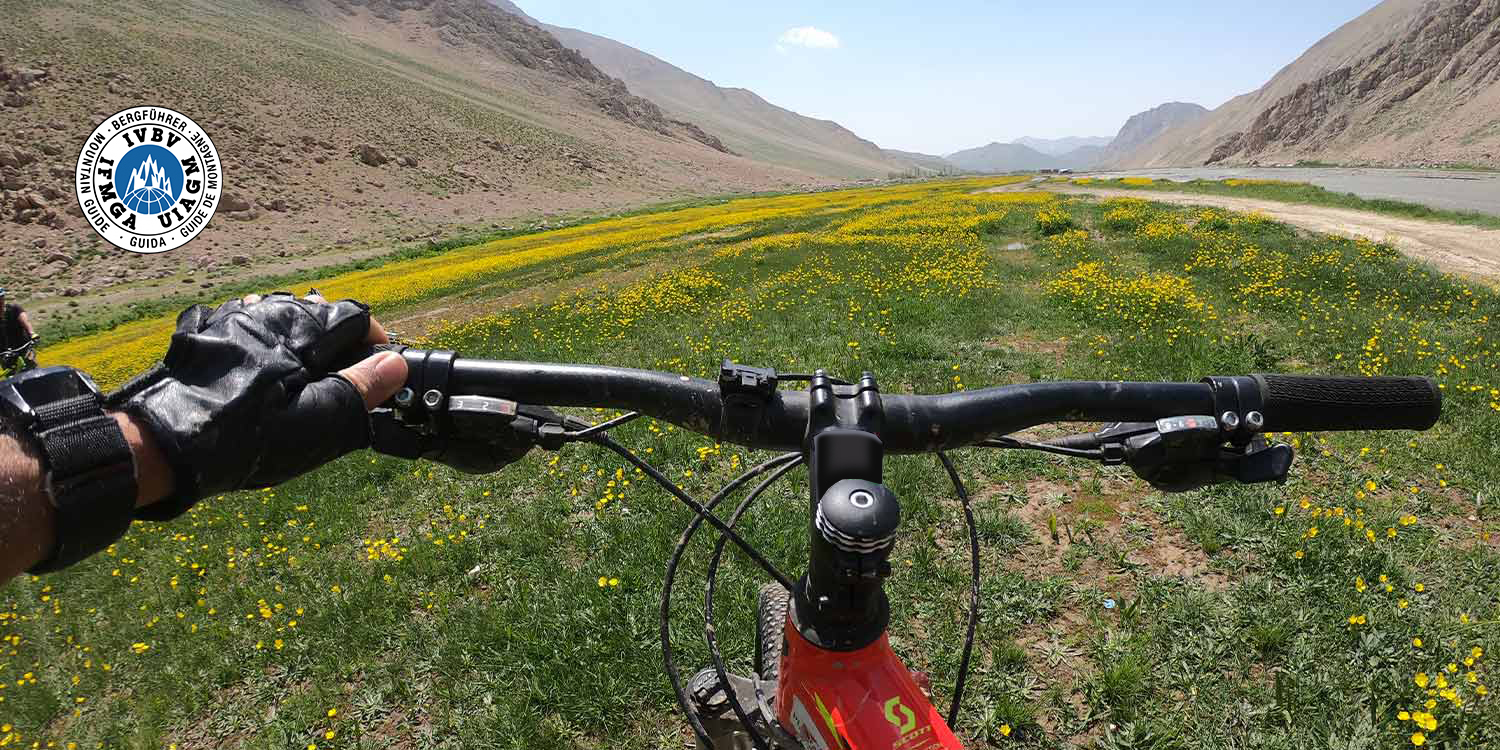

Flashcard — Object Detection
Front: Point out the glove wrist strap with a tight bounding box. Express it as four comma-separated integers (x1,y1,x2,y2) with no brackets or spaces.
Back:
3,368,140,572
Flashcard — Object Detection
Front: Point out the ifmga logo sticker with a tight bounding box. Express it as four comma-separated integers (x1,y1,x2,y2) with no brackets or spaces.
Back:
75,106,222,254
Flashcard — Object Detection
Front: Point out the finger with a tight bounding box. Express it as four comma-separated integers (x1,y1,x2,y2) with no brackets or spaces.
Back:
295,299,373,373
366,316,390,345
242,294,262,305
336,350,408,410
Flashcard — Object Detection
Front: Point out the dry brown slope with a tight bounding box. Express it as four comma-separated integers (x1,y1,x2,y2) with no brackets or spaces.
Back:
0,0,822,326
1204,0,1500,167
1116,0,1492,167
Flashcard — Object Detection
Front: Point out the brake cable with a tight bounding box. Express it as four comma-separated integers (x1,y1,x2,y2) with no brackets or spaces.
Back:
587,432,801,750
593,434,798,592
563,411,643,440
573,418,997,743
980,435,1104,460
936,451,981,727
703,456,806,750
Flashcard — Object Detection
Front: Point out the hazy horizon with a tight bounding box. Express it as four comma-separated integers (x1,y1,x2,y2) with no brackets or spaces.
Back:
514,0,1385,155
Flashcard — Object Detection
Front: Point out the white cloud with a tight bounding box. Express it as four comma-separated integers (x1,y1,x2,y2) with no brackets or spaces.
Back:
777,26,840,51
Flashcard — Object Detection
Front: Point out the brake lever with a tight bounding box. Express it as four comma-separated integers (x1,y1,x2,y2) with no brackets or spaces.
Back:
370,389,586,473
1084,415,1294,492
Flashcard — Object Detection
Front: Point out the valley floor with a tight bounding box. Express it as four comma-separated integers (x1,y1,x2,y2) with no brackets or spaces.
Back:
8,177,1499,749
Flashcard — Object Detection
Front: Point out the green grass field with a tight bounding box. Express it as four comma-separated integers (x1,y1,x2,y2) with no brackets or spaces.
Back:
1080,177,1500,230
3,182,1498,749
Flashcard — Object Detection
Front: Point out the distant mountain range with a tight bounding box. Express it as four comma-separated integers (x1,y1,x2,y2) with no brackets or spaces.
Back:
944,142,1061,173
944,103,1209,173
1013,135,1112,157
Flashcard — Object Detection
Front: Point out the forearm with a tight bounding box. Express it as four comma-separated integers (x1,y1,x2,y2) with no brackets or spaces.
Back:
0,429,51,581
0,413,173,583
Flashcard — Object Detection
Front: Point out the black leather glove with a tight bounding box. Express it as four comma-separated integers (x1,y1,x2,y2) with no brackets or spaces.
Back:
108,294,377,520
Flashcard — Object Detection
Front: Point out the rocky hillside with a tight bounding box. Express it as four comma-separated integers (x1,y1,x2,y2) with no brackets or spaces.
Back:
1116,0,1500,168
494,2,934,178
1207,0,1500,166
1088,102,1210,168
0,0,818,327
324,0,728,152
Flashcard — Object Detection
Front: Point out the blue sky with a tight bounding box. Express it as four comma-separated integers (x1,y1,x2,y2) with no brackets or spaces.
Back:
513,0,1384,155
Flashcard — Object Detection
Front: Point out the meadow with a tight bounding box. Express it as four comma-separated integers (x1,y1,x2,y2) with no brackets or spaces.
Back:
1072,177,1500,231
4,178,1499,749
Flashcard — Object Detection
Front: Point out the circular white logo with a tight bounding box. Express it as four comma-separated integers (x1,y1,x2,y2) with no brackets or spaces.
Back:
75,106,222,254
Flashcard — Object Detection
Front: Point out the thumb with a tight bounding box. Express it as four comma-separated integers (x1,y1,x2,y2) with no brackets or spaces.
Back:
337,351,409,410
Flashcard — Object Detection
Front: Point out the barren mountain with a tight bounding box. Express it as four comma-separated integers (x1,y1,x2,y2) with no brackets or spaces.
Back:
944,142,1059,173
484,1,938,178
1108,103,1211,154
1117,0,1500,168
0,0,821,325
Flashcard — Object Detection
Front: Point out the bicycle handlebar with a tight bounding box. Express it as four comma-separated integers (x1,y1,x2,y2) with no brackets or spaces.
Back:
1,337,38,357
393,350,1442,452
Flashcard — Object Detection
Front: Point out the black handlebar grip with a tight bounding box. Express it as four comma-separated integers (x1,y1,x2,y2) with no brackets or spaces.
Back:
1251,374,1441,432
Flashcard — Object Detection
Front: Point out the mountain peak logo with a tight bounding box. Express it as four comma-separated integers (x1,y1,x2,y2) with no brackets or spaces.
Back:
120,151,178,216
75,106,222,254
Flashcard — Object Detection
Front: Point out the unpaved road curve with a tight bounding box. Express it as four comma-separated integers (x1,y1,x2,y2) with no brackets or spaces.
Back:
1049,185,1500,280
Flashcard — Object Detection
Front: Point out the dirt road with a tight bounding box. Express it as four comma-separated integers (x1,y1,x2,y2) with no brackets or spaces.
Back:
1049,185,1500,280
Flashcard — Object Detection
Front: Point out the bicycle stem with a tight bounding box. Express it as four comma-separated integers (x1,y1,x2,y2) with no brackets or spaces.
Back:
795,369,901,651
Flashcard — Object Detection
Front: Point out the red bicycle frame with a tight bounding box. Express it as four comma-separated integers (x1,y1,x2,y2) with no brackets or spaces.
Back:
777,625,963,750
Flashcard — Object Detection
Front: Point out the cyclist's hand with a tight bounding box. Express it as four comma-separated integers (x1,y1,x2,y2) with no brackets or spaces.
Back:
109,292,408,519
